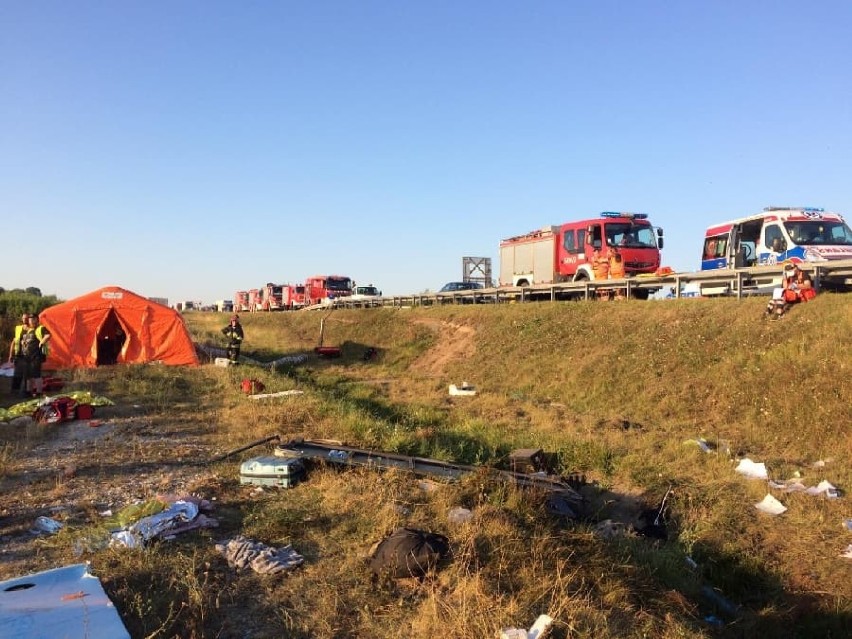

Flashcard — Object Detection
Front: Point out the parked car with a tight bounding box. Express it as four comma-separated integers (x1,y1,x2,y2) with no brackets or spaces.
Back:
438,281,484,292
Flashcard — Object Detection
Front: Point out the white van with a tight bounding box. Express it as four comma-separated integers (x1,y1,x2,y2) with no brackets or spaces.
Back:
701,206,852,292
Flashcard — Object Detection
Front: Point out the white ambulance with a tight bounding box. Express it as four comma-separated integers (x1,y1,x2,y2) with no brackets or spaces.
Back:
700,206,852,292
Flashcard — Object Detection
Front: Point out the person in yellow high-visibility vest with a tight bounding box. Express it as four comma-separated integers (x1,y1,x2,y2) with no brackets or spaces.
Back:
7,312,30,394
20,315,51,397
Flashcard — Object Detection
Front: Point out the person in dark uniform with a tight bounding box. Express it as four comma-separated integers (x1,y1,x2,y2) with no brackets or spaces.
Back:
221,314,244,365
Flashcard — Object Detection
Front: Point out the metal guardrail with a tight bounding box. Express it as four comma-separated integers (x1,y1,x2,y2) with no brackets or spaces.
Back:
326,259,852,308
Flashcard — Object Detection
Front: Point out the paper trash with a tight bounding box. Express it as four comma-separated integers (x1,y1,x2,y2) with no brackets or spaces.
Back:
840,545,852,559
500,614,553,639
805,480,840,499
735,458,768,480
755,494,787,515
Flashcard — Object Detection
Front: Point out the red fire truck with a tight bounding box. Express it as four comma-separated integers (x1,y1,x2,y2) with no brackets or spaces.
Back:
260,283,286,311
282,284,306,310
304,275,353,306
499,212,664,297
234,291,250,313
247,289,263,312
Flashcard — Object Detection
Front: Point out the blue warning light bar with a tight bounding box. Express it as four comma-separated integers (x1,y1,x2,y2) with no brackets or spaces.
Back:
600,212,649,220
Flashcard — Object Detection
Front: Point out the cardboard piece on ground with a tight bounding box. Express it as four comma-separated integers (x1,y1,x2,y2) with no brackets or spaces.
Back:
0,563,130,639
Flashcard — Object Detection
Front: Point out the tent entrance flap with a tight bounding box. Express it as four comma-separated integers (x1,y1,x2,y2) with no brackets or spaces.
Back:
96,310,127,366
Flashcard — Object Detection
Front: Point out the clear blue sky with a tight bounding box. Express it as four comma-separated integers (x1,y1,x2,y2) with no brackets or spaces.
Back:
3,1,851,304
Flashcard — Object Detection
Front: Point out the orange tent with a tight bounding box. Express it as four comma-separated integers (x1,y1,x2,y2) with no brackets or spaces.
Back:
39,286,199,368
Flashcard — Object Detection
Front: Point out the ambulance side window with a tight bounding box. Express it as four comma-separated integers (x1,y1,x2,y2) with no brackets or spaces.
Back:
765,225,785,252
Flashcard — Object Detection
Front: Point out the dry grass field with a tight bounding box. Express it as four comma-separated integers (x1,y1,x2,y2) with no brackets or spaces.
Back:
1,294,851,638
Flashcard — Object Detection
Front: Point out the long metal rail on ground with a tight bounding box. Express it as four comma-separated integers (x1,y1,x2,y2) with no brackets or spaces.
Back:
275,438,581,496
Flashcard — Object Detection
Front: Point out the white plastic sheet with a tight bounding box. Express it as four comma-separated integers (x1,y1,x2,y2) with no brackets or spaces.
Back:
0,564,130,639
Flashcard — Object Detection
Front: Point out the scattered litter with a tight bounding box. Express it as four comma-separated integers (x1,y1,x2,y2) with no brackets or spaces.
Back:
844,519,852,532
448,507,473,524
249,390,304,400
499,614,553,639
33,516,63,534
448,382,476,396
767,479,807,493
109,496,218,548
735,458,768,480
806,480,841,499
216,536,304,575
840,545,852,559
0,563,130,639
214,357,232,367
685,556,698,570
684,438,715,453
755,494,787,515
369,527,450,578
99,509,113,517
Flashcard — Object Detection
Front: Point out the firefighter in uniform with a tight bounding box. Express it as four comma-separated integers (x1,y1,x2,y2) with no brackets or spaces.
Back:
221,314,244,365
7,313,30,394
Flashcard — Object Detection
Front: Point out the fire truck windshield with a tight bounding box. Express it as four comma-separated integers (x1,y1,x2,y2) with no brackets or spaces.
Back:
327,278,352,291
783,220,852,245
605,223,657,248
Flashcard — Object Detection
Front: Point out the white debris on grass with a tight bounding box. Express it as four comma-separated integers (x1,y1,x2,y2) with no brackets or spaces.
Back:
500,613,554,639
249,390,305,400
735,458,768,480
755,494,787,515
448,382,476,396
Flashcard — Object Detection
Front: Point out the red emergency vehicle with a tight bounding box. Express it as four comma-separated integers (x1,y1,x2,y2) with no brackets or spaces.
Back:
304,275,353,306
247,289,263,312
499,212,663,296
234,291,250,313
260,283,286,311
281,284,306,310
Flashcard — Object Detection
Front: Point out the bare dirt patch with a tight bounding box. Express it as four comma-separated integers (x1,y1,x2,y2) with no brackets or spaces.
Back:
410,319,477,378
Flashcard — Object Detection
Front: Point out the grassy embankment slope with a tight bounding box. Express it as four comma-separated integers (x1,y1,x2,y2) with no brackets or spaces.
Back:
1,294,850,638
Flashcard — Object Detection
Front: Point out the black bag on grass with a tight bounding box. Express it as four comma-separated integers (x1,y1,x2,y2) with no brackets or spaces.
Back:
369,527,449,578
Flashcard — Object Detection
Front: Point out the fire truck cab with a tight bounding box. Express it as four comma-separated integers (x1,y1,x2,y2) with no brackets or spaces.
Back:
305,275,353,306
